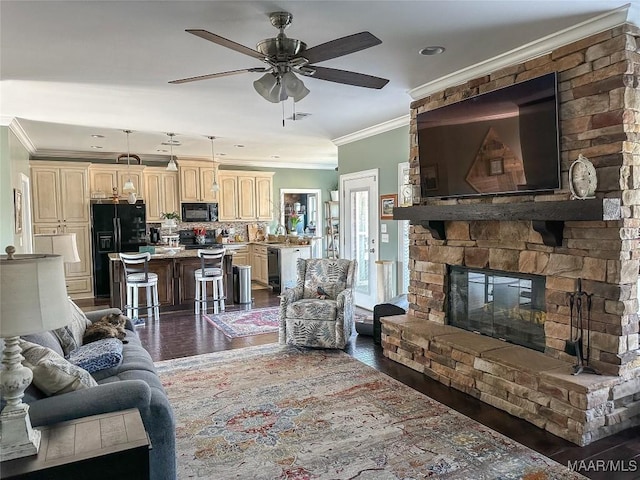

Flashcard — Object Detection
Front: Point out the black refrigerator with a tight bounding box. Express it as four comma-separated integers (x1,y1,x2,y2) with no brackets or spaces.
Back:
91,201,147,297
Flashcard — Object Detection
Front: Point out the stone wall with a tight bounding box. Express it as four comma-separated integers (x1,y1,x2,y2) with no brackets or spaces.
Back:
406,23,640,377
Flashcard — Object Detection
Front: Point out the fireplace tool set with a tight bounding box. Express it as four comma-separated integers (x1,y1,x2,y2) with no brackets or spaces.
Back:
566,278,599,375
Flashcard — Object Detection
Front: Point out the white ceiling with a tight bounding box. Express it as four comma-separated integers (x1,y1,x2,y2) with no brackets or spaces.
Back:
1,1,635,169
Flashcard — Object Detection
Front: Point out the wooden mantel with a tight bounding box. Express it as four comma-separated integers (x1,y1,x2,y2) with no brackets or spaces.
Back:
393,198,621,247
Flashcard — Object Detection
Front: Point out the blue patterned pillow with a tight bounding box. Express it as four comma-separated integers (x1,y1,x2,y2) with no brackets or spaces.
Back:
68,338,123,373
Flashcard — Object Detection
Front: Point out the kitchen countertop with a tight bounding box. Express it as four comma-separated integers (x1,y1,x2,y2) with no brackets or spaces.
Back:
108,249,236,261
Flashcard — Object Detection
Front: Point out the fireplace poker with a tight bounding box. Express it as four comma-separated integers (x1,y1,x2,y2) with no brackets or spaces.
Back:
567,279,599,376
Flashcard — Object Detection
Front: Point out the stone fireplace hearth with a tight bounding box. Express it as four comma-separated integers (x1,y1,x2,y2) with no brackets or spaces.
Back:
383,22,640,446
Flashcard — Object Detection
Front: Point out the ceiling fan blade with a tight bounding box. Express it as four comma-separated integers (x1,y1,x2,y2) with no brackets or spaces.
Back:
302,66,389,89
295,32,381,65
186,29,265,60
169,67,268,84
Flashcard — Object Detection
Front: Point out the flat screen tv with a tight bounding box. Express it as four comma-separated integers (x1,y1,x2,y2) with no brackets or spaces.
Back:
418,72,560,198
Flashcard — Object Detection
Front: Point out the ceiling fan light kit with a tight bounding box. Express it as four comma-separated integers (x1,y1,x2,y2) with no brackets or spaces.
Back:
171,10,389,107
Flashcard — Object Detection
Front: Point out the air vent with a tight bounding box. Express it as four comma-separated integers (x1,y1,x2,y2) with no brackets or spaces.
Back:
286,112,311,120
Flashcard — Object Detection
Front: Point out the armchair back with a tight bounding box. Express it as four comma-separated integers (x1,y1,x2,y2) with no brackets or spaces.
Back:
297,258,356,300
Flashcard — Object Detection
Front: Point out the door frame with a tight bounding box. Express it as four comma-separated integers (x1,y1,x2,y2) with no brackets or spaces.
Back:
340,169,379,309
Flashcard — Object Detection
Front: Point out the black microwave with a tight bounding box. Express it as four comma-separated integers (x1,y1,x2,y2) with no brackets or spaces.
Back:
181,203,218,222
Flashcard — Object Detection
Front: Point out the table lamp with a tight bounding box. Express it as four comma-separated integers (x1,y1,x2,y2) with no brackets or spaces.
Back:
33,233,81,265
0,246,70,461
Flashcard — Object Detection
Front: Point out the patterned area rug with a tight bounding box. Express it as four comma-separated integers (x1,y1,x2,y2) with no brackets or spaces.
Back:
204,307,280,338
156,345,585,480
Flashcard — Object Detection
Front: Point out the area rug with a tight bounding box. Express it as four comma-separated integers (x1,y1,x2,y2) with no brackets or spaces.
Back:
204,307,280,338
156,345,585,480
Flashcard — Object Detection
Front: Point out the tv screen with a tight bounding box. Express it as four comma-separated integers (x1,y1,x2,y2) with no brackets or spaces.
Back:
418,72,560,198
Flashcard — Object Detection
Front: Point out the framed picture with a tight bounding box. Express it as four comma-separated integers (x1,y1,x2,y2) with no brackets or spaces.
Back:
489,158,504,176
14,188,23,234
423,164,438,190
380,193,397,220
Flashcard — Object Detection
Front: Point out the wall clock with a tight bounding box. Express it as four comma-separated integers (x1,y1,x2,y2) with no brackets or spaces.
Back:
569,154,597,200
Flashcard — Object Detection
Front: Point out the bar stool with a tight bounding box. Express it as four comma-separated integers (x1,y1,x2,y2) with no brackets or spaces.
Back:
119,252,160,322
194,248,226,315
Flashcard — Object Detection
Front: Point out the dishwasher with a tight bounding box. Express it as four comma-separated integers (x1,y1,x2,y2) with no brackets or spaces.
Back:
267,247,281,292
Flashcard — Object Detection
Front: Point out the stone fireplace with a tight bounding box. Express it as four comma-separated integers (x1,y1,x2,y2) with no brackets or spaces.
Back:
382,22,640,446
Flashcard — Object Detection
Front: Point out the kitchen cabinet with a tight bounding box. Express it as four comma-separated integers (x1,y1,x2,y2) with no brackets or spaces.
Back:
218,170,274,221
31,162,93,298
178,161,219,203
144,167,179,222
250,244,268,285
89,164,145,199
31,163,90,224
227,244,250,267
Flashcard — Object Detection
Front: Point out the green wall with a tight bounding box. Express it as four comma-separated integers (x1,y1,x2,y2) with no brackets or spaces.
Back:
0,127,31,253
337,125,410,293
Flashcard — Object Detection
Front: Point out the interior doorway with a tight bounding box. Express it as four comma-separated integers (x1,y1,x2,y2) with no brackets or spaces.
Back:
341,169,379,309
280,188,322,256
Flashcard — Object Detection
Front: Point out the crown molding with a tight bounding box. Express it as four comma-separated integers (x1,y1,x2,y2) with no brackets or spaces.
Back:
409,4,635,101
2,117,36,154
332,115,410,146
30,149,337,170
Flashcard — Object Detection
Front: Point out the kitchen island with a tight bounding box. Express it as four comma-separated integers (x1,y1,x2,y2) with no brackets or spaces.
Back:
108,249,235,312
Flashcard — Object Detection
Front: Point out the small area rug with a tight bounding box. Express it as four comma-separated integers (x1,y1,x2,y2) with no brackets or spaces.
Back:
204,307,280,338
156,345,584,479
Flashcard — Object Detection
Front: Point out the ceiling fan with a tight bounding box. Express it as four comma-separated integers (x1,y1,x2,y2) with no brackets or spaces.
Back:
169,11,389,103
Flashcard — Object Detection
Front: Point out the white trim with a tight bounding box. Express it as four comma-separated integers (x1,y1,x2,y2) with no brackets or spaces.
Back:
20,173,33,253
409,4,634,101
397,162,410,295
3,118,36,154
332,115,410,146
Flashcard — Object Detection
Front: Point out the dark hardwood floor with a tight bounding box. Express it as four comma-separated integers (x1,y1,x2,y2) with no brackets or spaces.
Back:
79,287,640,479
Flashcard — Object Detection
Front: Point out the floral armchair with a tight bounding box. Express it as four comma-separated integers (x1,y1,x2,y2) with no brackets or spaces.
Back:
279,258,357,348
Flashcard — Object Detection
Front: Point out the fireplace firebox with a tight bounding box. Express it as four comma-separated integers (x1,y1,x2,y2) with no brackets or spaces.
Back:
448,266,546,351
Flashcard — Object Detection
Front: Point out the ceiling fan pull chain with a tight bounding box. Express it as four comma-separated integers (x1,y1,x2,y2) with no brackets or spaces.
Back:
282,100,285,127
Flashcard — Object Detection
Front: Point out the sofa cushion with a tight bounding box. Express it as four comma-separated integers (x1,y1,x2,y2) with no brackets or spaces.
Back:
53,298,91,356
68,338,123,374
21,331,64,358
20,340,98,396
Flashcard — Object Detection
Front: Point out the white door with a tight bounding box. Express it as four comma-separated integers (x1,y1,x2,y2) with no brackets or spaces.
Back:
341,169,379,309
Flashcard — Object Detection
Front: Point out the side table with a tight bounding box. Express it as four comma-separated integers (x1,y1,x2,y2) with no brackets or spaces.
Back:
1,408,150,480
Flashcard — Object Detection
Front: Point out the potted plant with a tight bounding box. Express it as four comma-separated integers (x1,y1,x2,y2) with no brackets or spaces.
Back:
160,211,180,232
330,182,339,202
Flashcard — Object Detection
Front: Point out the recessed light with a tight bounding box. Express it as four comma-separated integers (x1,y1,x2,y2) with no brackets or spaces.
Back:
91,134,104,138
161,140,181,146
270,155,280,159
234,144,245,148
419,46,445,56
157,149,168,153
218,153,226,156
90,145,103,149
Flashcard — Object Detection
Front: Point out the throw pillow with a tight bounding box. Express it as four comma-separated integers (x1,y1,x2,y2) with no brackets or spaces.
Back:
19,339,97,396
68,338,123,373
53,298,91,356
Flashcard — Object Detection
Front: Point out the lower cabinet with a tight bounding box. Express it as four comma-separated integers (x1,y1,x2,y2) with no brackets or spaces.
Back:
111,259,174,308
228,245,250,267
250,244,268,285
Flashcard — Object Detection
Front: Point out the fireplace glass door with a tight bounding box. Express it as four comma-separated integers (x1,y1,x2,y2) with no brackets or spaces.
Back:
448,266,546,351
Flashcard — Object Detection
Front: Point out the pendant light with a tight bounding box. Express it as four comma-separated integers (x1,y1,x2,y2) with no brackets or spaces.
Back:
208,135,219,193
166,133,178,172
121,129,137,204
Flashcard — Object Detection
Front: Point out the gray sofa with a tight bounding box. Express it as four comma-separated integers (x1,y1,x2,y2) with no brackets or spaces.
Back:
22,308,176,480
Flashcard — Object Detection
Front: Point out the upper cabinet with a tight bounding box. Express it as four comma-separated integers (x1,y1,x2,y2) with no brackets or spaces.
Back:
144,167,179,222
89,164,145,199
31,162,90,224
217,171,274,221
178,161,218,203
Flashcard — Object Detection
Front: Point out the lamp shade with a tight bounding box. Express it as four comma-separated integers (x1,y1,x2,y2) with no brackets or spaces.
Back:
33,233,81,263
282,71,309,102
0,253,70,337
253,73,284,103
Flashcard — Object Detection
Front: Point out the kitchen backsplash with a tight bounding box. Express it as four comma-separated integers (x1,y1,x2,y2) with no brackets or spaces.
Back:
149,221,270,242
